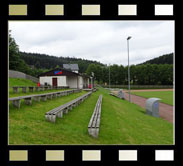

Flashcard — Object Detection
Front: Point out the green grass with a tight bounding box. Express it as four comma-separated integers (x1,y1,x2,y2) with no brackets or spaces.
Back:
131,91,173,106
9,88,173,145
9,78,37,87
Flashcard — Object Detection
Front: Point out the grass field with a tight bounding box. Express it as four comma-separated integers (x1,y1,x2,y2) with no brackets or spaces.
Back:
9,87,173,145
131,91,173,106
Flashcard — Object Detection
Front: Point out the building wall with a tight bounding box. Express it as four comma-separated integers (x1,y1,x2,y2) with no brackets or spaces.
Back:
57,76,67,86
39,75,89,89
84,78,89,88
78,77,89,89
78,76,83,89
39,76,67,86
67,76,78,89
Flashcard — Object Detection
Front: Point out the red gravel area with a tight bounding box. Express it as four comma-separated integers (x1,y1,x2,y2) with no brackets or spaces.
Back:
124,92,173,123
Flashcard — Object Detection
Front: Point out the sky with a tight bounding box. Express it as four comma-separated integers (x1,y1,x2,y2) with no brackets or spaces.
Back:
9,21,174,66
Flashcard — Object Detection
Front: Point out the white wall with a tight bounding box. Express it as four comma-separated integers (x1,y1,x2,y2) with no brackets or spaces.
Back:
40,75,88,88
40,76,52,86
57,76,67,86
78,76,83,89
67,76,78,89
39,76,67,86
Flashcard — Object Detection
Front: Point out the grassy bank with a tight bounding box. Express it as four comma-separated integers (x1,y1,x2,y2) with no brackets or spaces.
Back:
9,78,37,87
9,88,173,145
9,78,69,98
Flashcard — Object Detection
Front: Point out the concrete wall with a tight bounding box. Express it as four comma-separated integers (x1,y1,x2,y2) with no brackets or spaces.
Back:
9,70,39,83
39,76,67,86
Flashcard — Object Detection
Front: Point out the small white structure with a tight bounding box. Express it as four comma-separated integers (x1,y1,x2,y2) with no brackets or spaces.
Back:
146,98,161,118
39,68,90,89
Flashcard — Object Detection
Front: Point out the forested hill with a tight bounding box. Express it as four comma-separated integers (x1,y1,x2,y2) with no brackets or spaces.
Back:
140,53,173,65
20,52,105,73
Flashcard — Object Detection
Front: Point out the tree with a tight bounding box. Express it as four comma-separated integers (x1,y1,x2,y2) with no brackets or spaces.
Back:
9,31,29,71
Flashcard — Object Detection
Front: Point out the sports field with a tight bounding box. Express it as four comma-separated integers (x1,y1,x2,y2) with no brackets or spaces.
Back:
131,90,173,106
9,79,173,145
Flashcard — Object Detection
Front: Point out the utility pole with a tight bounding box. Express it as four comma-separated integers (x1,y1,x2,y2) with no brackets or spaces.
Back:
127,36,132,102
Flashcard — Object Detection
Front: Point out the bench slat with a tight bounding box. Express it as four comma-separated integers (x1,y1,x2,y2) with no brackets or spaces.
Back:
45,91,92,123
88,95,103,138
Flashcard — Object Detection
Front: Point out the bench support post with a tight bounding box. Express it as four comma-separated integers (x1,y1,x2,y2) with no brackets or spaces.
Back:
51,115,56,123
41,96,47,101
22,87,27,93
24,98,32,105
34,96,41,102
57,111,63,118
29,87,34,92
13,87,19,93
12,99,21,108
63,108,68,114
47,94,52,99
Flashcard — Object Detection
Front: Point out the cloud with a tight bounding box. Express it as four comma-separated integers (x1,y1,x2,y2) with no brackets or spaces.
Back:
9,21,174,66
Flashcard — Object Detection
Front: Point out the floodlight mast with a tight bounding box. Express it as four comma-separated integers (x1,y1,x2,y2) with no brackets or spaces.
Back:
109,64,110,89
127,36,132,102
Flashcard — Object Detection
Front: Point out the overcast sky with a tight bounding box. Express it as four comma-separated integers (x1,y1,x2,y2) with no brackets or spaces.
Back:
9,21,174,66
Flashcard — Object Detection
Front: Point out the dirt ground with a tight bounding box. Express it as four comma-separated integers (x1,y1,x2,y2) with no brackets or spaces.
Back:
111,89,173,123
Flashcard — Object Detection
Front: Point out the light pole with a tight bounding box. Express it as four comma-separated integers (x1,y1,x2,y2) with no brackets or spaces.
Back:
91,72,94,89
127,36,132,102
109,64,110,89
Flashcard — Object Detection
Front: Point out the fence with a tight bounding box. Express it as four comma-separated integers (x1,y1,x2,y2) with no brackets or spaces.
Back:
101,84,173,89
9,70,39,83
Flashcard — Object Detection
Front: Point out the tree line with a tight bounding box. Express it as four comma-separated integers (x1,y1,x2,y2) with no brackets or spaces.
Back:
86,63,173,85
20,52,104,74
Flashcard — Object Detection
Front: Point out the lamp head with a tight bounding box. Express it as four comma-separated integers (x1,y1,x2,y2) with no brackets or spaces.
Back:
127,36,132,40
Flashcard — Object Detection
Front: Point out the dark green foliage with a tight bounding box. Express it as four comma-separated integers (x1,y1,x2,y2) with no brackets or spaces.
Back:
140,53,173,65
20,52,104,74
86,63,173,85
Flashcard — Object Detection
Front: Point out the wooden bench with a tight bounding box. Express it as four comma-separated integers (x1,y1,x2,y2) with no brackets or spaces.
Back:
45,91,92,123
88,95,103,138
9,89,81,109
109,90,125,100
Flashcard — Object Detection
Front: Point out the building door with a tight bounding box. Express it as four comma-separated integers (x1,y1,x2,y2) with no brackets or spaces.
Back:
52,78,57,87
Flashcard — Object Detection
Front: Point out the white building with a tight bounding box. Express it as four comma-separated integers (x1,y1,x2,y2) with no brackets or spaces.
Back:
39,68,90,89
